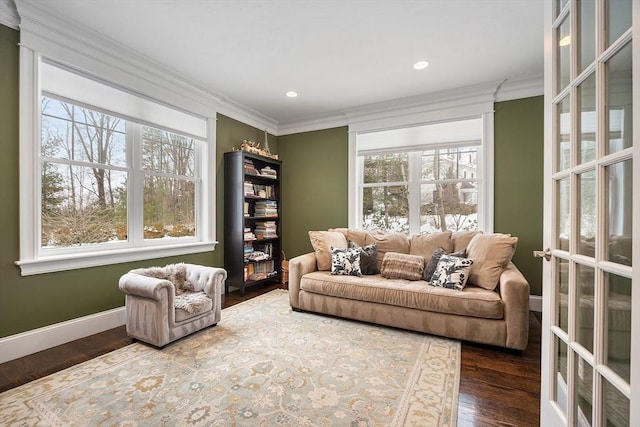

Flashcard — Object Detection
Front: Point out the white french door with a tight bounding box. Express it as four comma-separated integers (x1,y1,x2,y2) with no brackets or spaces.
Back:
541,0,638,426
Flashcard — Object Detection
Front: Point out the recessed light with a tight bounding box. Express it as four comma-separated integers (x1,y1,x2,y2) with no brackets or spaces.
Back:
413,60,430,70
285,91,298,98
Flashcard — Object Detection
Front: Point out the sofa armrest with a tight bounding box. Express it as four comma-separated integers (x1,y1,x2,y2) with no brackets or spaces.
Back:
499,262,530,350
119,273,174,301
288,252,318,308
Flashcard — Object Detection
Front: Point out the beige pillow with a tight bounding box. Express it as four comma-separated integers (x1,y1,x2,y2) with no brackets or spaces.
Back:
308,231,348,271
370,231,410,270
329,228,374,247
381,252,425,281
451,230,482,252
466,233,518,290
410,231,453,261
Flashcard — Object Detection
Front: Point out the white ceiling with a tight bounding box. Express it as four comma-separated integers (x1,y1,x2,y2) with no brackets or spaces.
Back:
14,0,544,130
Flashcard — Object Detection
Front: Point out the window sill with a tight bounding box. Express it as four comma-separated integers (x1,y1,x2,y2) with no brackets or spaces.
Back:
15,241,218,276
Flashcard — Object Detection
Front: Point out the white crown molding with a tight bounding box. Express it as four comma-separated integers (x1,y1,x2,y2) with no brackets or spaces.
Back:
0,0,19,29
14,0,279,133
277,76,544,136
494,74,544,102
277,113,348,136
0,307,126,364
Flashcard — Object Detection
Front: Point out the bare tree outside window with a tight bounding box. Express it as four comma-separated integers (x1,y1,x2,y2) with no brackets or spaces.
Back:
40,96,197,248
361,146,478,235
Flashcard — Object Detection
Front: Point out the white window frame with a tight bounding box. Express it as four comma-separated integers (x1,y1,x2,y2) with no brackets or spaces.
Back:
348,102,495,234
16,51,218,276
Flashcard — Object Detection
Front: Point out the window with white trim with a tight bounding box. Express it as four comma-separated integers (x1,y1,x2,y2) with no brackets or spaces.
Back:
356,117,488,235
17,58,216,275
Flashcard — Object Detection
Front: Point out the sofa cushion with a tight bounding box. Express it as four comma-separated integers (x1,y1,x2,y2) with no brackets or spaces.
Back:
430,255,474,291
330,246,362,277
451,230,482,252
370,231,411,270
329,228,375,248
381,252,425,281
423,247,467,281
467,233,518,290
410,231,453,261
348,241,379,275
299,271,503,319
308,231,348,271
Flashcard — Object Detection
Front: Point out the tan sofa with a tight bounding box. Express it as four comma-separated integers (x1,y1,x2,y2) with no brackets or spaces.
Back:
288,229,530,350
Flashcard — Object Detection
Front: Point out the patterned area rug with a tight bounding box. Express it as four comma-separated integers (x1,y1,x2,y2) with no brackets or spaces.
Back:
0,290,460,426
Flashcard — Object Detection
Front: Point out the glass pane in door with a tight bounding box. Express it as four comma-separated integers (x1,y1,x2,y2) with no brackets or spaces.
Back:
607,0,632,47
558,257,569,332
576,355,594,425
603,376,630,426
579,0,596,73
578,73,596,164
555,336,569,416
576,264,595,353
557,178,571,250
606,42,632,154
607,160,632,265
578,170,596,256
558,16,571,93
605,272,631,383
558,97,571,171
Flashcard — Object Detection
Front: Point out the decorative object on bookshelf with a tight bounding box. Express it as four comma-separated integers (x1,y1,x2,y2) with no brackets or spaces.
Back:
235,139,279,160
224,150,282,295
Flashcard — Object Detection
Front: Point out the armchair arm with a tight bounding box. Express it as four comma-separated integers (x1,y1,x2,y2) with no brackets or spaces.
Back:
289,252,318,308
119,273,174,301
499,262,530,350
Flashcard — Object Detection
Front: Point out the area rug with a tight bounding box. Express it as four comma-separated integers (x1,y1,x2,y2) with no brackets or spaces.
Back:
0,289,460,426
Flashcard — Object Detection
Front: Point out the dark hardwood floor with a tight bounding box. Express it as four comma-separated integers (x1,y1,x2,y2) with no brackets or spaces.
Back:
0,283,541,425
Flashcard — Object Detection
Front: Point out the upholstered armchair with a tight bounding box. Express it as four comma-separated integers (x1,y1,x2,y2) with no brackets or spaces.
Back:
119,263,227,347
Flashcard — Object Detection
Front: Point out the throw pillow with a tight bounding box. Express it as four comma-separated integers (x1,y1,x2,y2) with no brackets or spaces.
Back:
381,252,425,281
308,231,348,271
410,231,453,261
423,247,467,281
430,255,474,291
348,240,379,275
330,246,362,276
370,231,411,271
466,233,518,290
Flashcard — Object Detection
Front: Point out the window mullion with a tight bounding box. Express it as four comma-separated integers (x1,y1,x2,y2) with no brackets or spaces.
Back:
408,152,421,235
128,122,143,245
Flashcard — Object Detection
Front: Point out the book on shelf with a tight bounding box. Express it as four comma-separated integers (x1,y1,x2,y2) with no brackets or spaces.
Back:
254,220,277,239
260,166,277,179
244,259,276,281
252,184,275,199
254,200,277,217
243,181,255,196
243,227,256,241
243,158,257,175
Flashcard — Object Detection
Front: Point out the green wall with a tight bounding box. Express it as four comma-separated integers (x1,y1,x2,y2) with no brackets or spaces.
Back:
278,98,544,296
0,24,273,338
494,96,544,295
0,21,543,339
278,127,349,258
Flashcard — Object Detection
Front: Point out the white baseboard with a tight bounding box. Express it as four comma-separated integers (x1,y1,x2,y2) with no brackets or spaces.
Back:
529,295,542,312
0,307,126,364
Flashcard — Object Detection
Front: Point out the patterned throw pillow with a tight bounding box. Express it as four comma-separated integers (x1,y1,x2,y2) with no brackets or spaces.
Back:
348,240,379,275
423,247,467,281
430,255,474,291
330,246,362,276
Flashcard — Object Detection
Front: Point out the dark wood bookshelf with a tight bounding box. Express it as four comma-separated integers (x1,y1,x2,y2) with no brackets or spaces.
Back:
224,150,282,295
